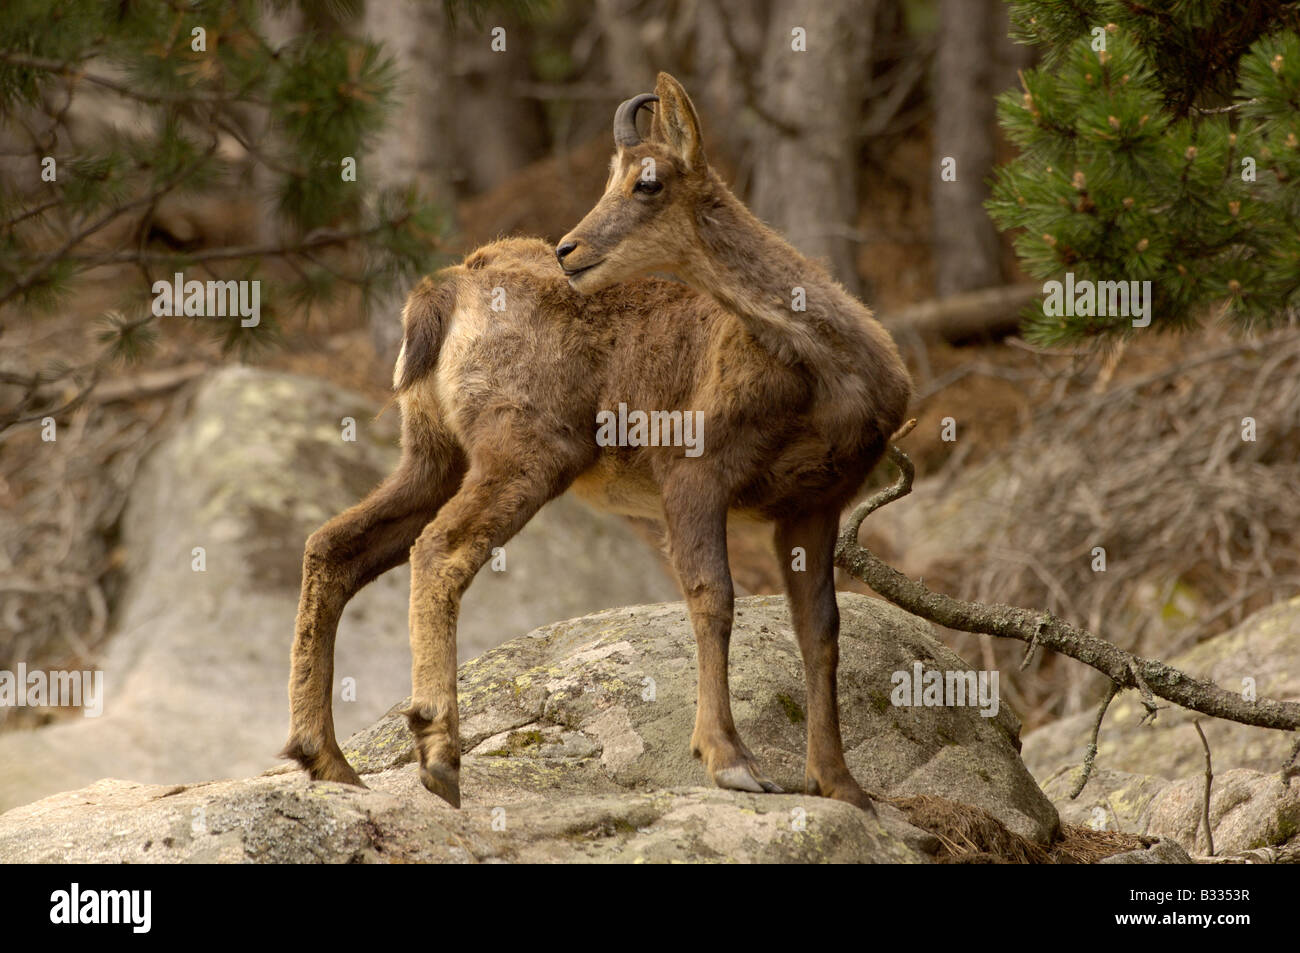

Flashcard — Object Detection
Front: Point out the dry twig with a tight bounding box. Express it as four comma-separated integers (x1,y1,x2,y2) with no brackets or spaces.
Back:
1070,683,1119,798
1193,720,1215,857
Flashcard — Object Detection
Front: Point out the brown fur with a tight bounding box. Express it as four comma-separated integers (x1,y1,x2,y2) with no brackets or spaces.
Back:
283,73,912,811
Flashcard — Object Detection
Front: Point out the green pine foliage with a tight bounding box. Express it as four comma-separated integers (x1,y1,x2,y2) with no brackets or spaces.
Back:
0,0,454,368
989,1,1300,344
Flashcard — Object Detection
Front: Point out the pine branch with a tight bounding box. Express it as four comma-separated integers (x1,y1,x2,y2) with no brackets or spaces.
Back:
0,142,219,308
0,52,252,106
2,197,63,231
0,366,99,432
65,215,414,269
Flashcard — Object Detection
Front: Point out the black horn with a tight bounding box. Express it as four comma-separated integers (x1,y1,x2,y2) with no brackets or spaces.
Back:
613,93,659,148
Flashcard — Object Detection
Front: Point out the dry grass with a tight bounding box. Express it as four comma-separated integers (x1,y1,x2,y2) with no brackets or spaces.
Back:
937,324,1300,724
888,793,1153,863
973,325,1300,633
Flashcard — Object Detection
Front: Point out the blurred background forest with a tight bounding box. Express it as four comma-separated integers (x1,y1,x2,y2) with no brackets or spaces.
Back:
2,0,1298,769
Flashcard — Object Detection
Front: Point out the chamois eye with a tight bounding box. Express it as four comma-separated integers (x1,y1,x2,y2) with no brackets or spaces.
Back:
634,179,663,195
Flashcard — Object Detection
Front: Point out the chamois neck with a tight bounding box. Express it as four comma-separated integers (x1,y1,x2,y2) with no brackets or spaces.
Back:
686,175,857,365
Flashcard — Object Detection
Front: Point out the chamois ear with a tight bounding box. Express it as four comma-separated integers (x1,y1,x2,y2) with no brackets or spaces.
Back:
651,71,706,171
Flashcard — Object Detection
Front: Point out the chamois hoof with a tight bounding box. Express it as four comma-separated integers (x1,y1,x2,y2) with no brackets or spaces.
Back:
838,788,877,815
315,759,368,789
713,764,784,795
419,761,461,808
279,737,367,788
807,776,877,815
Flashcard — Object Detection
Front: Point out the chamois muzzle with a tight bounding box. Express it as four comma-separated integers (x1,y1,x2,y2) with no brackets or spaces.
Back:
613,93,659,148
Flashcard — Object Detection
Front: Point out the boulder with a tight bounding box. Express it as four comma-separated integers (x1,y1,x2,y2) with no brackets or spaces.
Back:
1041,766,1175,835
0,591,1060,861
346,593,1058,843
1143,769,1299,857
1097,839,1194,865
0,367,677,811
0,773,939,864
1045,765,1300,860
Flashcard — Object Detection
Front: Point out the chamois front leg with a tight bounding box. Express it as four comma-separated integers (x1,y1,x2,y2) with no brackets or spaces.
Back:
776,508,875,813
406,453,570,807
282,446,463,787
663,485,782,796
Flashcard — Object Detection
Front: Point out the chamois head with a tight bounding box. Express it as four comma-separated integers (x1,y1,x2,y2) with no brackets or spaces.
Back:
556,72,711,292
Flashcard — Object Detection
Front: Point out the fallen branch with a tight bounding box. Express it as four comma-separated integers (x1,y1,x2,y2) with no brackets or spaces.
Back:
834,446,1300,753
883,283,1041,342
90,363,208,404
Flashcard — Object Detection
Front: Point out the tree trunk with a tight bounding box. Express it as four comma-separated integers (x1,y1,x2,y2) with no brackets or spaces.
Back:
931,0,1003,296
448,16,549,198
363,0,455,202
595,0,661,91
749,0,875,297
362,0,457,364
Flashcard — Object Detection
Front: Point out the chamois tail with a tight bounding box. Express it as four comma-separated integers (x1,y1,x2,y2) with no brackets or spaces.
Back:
394,274,458,394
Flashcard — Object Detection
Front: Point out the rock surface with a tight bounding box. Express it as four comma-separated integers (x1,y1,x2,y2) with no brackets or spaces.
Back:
0,367,677,812
0,592,1059,862
1097,838,1195,865
343,593,1060,843
1044,765,1300,860
0,773,941,864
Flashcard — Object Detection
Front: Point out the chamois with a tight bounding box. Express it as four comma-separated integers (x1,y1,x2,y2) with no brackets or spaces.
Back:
283,72,912,811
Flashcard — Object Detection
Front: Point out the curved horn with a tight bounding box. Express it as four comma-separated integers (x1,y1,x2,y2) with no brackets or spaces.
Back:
613,93,659,148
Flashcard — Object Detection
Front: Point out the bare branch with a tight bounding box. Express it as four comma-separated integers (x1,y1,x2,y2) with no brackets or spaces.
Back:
1070,682,1119,798
835,447,1300,736
90,362,207,403
1191,98,1259,115
0,367,99,432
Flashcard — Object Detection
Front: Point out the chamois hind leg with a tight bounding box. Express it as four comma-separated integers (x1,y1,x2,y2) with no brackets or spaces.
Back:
776,507,875,812
282,428,465,787
405,443,576,807
663,483,782,795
